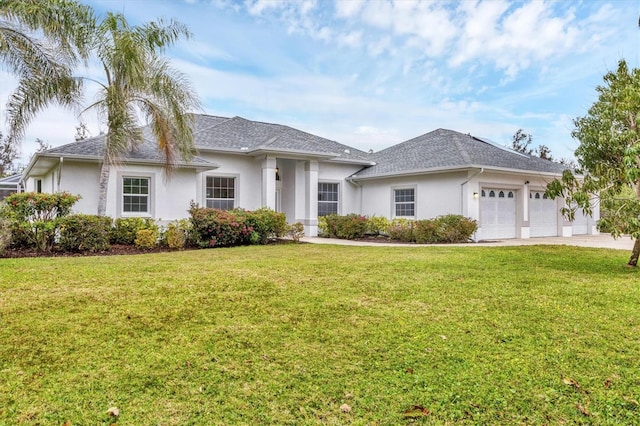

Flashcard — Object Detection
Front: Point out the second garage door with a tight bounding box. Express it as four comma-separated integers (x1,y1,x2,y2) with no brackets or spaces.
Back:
480,188,516,240
529,191,558,237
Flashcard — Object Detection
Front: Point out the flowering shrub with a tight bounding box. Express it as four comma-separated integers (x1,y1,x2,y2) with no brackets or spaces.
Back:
58,214,112,252
387,221,415,242
3,192,81,251
188,203,288,247
365,215,390,235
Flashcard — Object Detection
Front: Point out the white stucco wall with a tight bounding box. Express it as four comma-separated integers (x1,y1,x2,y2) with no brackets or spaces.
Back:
359,172,467,219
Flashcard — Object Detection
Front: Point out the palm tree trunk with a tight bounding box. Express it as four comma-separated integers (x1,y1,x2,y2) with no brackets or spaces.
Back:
97,160,110,216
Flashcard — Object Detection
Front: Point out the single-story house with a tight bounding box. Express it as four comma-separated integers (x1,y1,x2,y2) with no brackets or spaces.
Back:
20,114,598,240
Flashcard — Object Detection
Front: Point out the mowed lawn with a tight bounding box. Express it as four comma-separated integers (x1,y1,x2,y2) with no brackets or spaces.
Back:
1,244,638,425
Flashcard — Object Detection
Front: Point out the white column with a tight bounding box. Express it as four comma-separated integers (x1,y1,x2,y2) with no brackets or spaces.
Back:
261,156,277,209
304,160,319,236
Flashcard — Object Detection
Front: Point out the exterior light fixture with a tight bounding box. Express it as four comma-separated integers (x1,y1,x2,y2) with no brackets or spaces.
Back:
473,192,479,199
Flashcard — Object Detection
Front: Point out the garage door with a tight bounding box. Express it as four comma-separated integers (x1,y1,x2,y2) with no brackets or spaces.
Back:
572,208,589,235
529,191,558,237
480,189,516,240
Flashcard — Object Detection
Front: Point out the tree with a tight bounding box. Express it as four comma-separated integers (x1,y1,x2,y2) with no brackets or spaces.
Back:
537,144,554,161
1,0,93,144
511,129,534,155
83,12,201,215
0,132,19,176
546,59,640,267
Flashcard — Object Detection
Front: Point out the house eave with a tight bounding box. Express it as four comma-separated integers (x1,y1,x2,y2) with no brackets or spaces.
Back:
350,164,568,181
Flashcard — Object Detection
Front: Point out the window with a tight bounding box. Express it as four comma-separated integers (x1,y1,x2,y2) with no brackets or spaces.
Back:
508,191,514,198
489,190,495,198
206,176,235,210
394,188,415,217
36,179,42,193
498,191,505,198
123,177,149,213
318,182,339,216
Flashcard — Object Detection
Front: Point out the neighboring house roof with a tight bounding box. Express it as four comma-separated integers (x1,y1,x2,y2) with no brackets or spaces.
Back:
350,128,569,179
192,115,373,164
0,174,21,185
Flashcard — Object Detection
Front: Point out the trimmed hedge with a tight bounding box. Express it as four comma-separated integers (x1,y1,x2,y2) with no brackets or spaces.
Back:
321,214,477,244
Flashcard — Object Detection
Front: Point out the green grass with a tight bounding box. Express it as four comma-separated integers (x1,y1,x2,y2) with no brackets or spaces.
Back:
1,244,638,425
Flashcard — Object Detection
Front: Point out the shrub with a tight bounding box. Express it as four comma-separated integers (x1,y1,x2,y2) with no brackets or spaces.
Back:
111,217,158,245
387,221,415,242
323,214,368,239
246,207,287,244
317,215,328,236
188,203,254,248
0,206,12,256
162,219,191,250
436,214,477,243
413,219,441,244
287,222,305,242
58,214,112,252
135,228,159,250
3,192,81,251
365,215,390,235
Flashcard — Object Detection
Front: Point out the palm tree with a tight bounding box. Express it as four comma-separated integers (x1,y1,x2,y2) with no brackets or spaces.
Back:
1,0,93,143
86,12,201,215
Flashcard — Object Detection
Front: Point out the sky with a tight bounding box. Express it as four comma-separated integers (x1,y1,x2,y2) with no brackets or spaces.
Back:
1,0,639,166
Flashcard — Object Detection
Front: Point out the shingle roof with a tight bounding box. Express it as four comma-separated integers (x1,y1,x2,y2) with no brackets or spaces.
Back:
351,128,568,179
193,115,372,162
43,132,216,168
41,114,372,165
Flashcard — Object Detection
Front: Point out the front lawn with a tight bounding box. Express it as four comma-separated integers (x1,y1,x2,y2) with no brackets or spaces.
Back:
1,245,638,424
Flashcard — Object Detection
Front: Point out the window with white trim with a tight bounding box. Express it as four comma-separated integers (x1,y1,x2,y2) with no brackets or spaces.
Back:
122,177,150,213
394,188,415,217
318,182,339,216
206,176,235,210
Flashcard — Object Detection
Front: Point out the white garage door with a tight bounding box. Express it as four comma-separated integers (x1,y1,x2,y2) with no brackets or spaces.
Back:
480,188,516,240
572,208,589,235
529,191,558,237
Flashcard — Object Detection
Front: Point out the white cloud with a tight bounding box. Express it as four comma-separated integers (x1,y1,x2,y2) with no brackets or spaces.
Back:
337,30,362,48
334,0,366,18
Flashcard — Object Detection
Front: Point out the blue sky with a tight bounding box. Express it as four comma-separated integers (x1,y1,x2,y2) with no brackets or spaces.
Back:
1,0,639,163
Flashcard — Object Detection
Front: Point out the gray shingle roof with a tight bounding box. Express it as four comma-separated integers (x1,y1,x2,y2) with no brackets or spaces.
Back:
351,128,568,179
42,114,372,165
193,115,372,162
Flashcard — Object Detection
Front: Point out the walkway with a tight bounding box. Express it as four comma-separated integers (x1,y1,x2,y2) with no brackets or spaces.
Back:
301,234,635,250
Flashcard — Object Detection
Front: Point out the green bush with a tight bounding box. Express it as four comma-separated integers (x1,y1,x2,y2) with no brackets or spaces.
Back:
58,214,112,252
246,207,287,244
317,215,328,236
365,215,390,235
135,228,159,250
322,214,368,239
162,219,191,250
0,205,12,256
188,203,287,248
188,203,253,247
435,214,477,243
287,222,305,243
3,192,81,251
387,221,415,242
111,217,158,245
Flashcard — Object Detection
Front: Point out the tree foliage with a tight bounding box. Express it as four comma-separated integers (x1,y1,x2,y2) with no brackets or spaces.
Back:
546,59,640,266
0,132,19,177
511,129,534,155
1,0,93,144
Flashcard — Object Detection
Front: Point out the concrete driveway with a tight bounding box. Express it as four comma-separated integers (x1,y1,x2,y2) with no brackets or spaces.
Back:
302,234,635,250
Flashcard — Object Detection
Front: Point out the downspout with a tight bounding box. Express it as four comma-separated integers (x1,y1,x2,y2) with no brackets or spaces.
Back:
460,168,484,215
57,157,64,190
346,176,363,215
